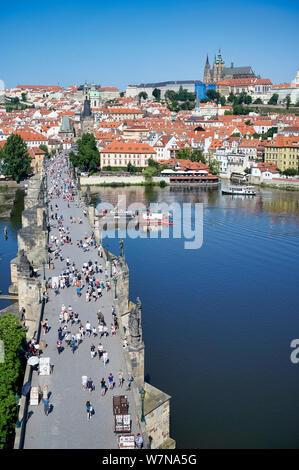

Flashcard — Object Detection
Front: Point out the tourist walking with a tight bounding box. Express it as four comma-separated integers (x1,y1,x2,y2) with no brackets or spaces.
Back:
86,401,93,420
118,370,124,388
97,343,103,360
135,433,143,449
86,378,94,393
103,351,108,367
90,344,96,359
99,378,106,395
56,340,63,355
43,397,50,416
108,373,114,390
82,375,88,391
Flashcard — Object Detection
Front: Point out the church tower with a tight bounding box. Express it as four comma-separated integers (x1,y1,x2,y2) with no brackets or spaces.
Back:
203,55,212,83
212,49,225,83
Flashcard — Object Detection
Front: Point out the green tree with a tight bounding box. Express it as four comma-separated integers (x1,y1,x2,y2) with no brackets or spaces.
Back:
209,159,221,175
39,144,49,158
120,92,124,98
233,103,248,115
69,133,100,173
176,148,192,160
283,168,297,176
268,93,279,105
284,94,291,110
138,91,148,103
0,134,31,182
167,100,180,112
127,162,137,173
0,314,26,448
148,158,159,168
253,98,263,104
206,89,222,103
21,93,27,102
152,88,161,101
227,92,236,104
165,90,177,101
143,166,157,180
190,149,206,163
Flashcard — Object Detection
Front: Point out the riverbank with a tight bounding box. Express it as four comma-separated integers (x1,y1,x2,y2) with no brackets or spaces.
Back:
261,182,299,191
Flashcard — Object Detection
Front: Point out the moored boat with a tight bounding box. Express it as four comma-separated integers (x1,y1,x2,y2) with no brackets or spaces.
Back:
222,186,256,195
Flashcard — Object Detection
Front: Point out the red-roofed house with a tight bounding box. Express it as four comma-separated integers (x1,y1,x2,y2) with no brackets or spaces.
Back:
100,141,156,167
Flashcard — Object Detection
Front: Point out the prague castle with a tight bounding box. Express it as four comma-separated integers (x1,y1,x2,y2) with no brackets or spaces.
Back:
203,49,256,84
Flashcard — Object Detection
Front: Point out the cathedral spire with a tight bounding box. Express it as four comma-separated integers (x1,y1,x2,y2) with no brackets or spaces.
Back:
204,54,212,83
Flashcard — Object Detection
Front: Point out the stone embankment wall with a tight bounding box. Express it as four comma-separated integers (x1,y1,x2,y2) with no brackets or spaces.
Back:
248,174,299,186
76,173,175,449
80,175,170,185
9,171,48,339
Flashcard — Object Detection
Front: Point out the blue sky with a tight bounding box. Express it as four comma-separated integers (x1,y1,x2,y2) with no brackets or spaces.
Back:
0,0,298,90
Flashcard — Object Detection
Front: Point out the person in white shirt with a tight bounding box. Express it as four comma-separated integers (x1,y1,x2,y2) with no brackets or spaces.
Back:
81,375,88,390
85,322,91,336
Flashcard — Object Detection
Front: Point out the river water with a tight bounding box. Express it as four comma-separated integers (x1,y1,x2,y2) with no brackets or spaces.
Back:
0,189,24,311
1,185,298,448
91,185,299,449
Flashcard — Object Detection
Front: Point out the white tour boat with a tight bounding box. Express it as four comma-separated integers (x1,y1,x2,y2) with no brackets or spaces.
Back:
222,186,256,196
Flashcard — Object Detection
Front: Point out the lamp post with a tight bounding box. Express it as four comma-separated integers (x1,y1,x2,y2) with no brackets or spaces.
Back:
14,393,21,428
106,244,112,278
42,260,46,281
37,281,41,304
139,388,146,423
113,276,118,300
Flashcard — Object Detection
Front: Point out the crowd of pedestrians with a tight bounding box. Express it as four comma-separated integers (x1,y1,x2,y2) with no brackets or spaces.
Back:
38,152,141,446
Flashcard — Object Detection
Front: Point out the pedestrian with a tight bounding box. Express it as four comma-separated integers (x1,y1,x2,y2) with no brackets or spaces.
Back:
97,343,103,360
86,321,91,337
43,397,50,416
56,340,63,355
103,351,108,367
42,384,48,401
135,433,143,449
100,378,106,396
92,326,97,337
82,375,88,391
111,324,116,336
108,373,114,390
118,370,124,388
90,344,96,359
58,327,63,341
86,378,93,393
70,337,76,354
98,323,104,338
126,373,134,390
86,401,93,420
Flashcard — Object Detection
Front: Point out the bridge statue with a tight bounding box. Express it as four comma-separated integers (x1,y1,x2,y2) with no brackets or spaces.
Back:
128,297,142,347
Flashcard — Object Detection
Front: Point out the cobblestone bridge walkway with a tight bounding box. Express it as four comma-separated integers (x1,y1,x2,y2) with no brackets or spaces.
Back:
23,155,138,449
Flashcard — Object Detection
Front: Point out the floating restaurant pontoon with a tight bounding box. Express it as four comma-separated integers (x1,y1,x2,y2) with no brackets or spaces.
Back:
160,169,220,186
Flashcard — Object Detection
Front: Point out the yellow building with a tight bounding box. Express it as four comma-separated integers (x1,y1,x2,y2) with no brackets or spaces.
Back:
264,136,299,171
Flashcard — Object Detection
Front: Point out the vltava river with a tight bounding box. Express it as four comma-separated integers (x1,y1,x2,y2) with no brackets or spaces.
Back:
92,185,299,449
